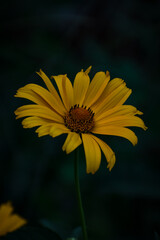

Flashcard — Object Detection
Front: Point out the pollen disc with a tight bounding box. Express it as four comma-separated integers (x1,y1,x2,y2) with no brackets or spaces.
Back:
64,105,95,133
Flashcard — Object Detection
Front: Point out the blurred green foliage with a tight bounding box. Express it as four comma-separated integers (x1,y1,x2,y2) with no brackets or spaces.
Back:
0,0,160,239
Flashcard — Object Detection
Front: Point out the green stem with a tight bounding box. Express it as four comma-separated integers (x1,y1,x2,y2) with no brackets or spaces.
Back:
74,148,88,240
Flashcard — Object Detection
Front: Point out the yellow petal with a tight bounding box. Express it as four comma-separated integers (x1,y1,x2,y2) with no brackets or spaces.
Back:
22,116,54,128
92,78,132,116
36,69,64,104
36,124,53,137
95,115,147,130
95,105,143,122
103,78,125,96
99,86,131,116
91,135,116,171
85,66,92,75
0,202,26,236
82,133,101,174
92,126,138,146
51,74,73,111
92,78,123,108
73,68,90,106
15,84,66,116
62,132,82,154
15,104,64,123
0,202,13,220
49,124,70,138
15,87,49,106
83,71,110,107
2,215,26,233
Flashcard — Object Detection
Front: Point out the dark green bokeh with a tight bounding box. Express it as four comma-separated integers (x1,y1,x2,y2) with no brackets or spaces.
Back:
0,0,160,239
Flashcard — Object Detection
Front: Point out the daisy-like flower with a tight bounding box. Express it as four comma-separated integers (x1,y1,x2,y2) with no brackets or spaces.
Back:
0,202,27,236
14,67,147,174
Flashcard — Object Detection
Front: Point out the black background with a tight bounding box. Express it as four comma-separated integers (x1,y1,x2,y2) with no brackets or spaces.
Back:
1,0,160,239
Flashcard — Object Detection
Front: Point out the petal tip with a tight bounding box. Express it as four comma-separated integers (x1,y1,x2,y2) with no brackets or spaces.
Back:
106,70,110,77
144,125,148,131
62,146,65,152
36,69,43,75
65,149,71,154
133,139,138,146
85,66,92,75
107,153,116,171
137,110,143,115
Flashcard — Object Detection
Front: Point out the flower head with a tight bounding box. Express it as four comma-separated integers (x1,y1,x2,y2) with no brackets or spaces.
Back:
14,67,147,174
0,202,27,236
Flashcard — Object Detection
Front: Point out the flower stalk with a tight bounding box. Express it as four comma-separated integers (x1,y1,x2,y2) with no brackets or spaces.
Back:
74,148,88,240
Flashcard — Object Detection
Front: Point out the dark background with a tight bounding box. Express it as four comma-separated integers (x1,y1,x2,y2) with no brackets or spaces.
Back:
1,0,160,239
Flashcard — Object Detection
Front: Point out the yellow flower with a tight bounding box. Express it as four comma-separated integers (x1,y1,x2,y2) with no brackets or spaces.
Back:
0,202,27,236
14,67,147,174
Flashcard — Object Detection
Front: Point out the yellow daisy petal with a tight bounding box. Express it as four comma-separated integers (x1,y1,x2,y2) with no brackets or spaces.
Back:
36,124,53,137
92,78,132,116
22,116,54,128
2,215,26,233
91,78,123,108
0,202,26,236
51,74,73,111
104,78,125,95
95,115,147,130
15,87,49,107
83,70,110,107
91,135,116,171
36,69,64,105
73,68,90,106
15,104,64,123
92,126,138,146
85,66,92,75
82,133,101,174
15,84,66,116
0,202,13,219
62,132,82,154
95,105,143,122
49,124,70,138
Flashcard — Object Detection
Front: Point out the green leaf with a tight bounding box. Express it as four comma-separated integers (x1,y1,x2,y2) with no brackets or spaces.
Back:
1,225,62,240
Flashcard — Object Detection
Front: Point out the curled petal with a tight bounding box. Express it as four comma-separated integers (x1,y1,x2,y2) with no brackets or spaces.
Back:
22,116,54,128
95,105,143,122
92,126,138,146
50,124,70,138
62,133,82,154
36,125,53,137
82,134,101,174
95,115,147,130
91,135,116,171
92,78,132,116
15,84,66,115
15,104,63,123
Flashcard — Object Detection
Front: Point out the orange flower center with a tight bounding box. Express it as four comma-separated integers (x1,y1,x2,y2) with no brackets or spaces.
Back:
64,104,95,133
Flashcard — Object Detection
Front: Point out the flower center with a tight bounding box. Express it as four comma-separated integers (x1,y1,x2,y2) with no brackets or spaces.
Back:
64,104,95,133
